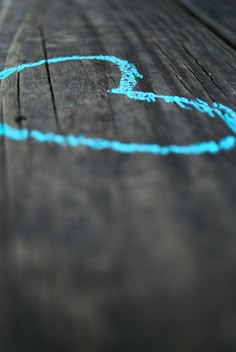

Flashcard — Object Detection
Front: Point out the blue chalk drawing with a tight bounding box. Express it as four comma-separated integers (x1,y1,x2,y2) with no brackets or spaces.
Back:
0,55,236,155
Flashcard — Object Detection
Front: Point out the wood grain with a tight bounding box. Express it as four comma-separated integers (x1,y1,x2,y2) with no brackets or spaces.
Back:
180,0,236,49
0,0,236,351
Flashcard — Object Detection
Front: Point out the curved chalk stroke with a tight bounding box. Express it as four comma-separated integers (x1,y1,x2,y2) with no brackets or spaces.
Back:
0,54,236,155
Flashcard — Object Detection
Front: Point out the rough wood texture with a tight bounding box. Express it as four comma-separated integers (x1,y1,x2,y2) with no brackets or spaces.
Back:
180,0,236,48
0,0,236,351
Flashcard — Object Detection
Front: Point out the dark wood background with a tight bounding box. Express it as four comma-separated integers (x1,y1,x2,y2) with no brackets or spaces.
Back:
0,0,236,351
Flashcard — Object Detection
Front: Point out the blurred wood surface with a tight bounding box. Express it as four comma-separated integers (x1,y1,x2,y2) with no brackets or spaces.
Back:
0,0,236,351
180,0,236,48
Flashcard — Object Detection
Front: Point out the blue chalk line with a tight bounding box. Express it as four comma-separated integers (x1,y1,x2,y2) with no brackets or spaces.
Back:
0,55,236,155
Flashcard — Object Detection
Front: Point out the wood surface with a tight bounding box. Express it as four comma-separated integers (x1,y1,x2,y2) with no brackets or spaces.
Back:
0,0,236,351
180,0,236,48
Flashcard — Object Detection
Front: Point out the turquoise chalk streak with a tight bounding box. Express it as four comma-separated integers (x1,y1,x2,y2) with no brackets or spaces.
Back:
0,55,236,155
0,123,235,155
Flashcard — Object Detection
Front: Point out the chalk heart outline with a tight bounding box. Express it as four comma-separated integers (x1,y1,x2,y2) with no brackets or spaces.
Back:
0,55,236,155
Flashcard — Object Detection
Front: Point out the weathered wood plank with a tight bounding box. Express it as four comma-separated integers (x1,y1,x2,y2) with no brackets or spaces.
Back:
179,0,236,49
0,0,236,351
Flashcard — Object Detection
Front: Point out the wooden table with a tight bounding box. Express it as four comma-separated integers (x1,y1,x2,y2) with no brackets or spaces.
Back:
0,0,236,351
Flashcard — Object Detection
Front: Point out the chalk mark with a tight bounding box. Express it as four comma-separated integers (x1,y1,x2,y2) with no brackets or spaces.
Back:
0,55,236,155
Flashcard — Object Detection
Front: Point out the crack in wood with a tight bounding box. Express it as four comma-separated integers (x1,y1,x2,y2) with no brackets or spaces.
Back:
39,26,62,132
183,44,228,98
